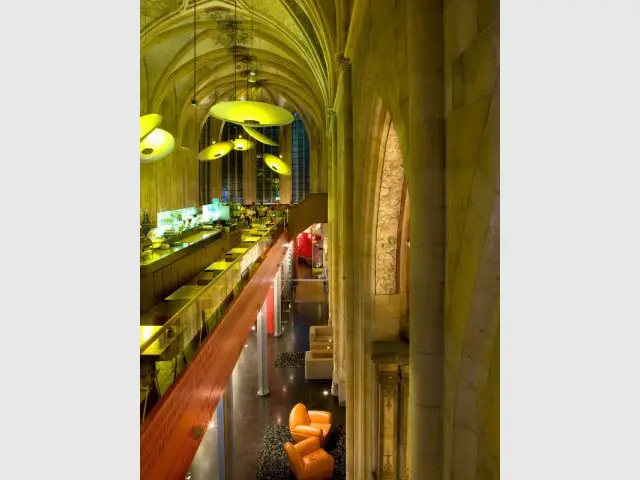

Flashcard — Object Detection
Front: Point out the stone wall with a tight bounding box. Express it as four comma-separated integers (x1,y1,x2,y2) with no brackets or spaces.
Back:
443,0,500,478
342,0,499,477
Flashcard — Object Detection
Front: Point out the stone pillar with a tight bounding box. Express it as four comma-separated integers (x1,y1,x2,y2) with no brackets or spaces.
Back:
280,124,293,204
242,148,257,204
257,301,270,396
337,52,355,477
327,109,340,397
378,367,401,479
406,0,446,478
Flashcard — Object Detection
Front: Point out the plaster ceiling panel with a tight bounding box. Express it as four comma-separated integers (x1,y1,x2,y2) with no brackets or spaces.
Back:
140,0,182,30
250,1,304,44
144,30,195,88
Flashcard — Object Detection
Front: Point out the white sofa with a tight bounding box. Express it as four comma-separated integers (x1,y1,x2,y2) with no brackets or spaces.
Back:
304,350,333,380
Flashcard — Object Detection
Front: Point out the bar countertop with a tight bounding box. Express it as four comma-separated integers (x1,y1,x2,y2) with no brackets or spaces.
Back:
140,227,223,275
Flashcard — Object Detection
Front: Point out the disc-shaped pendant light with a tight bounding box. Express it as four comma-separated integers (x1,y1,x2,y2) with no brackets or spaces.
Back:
140,114,163,141
198,141,234,161
140,128,175,163
242,125,279,146
263,153,291,176
210,101,294,127
232,134,255,151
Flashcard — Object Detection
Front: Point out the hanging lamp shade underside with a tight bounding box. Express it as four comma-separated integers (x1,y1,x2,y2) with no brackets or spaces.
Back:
199,141,234,160
263,153,291,176
210,101,294,127
232,137,255,151
140,114,163,141
140,129,175,163
242,125,279,146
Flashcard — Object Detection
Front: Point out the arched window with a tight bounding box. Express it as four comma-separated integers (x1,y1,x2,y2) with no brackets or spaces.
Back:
198,117,213,206
255,126,280,204
221,123,244,203
291,117,310,203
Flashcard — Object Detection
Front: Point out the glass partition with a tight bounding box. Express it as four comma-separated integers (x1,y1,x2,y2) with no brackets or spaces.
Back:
140,223,283,423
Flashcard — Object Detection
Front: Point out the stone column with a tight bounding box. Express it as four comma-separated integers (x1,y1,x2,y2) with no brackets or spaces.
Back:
327,109,340,397
242,148,257,204
280,124,293,204
257,301,270,396
337,53,355,477
406,0,446,478
378,367,401,479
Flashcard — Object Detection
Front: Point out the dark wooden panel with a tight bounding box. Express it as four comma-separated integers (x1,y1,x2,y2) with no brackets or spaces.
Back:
162,267,171,297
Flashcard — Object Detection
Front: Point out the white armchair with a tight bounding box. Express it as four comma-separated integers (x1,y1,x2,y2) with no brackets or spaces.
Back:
309,325,333,344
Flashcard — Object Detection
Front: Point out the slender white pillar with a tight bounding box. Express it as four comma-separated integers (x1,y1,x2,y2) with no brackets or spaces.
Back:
257,301,270,397
274,270,282,337
216,375,234,479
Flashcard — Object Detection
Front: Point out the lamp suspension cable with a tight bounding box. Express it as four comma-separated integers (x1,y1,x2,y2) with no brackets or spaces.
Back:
234,3,237,97
192,0,197,106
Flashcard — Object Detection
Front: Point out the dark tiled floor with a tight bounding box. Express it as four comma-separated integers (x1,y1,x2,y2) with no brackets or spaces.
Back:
188,276,343,480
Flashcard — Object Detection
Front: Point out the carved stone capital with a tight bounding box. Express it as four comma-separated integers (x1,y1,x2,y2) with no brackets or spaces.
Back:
336,52,352,71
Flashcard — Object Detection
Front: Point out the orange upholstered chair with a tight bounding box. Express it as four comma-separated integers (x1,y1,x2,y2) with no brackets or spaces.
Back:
289,403,332,445
284,436,334,480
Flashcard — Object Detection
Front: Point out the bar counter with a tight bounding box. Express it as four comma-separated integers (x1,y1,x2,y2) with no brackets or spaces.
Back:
140,226,243,312
140,228,223,276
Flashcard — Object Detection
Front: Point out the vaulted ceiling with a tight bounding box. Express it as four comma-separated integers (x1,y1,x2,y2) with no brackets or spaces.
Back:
140,0,337,144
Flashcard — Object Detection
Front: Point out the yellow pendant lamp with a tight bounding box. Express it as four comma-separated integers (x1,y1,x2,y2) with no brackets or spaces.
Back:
263,153,291,176
198,141,234,161
140,114,162,141
210,101,294,127
140,128,175,163
242,125,279,146
232,133,255,151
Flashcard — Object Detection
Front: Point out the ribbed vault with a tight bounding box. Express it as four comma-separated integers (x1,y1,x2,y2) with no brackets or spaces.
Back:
140,0,335,147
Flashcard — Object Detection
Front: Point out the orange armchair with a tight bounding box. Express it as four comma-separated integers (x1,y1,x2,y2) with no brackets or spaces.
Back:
289,403,332,445
284,436,334,480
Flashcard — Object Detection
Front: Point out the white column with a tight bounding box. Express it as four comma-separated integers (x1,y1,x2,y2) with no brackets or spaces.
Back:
257,301,270,397
216,375,234,479
274,270,282,337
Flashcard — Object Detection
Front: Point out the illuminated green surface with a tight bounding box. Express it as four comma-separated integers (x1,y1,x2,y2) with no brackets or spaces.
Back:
264,153,292,175
230,247,249,254
206,260,230,271
199,141,233,160
242,125,279,146
242,235,261,242
209,100,294,127
232,136,255,151
140,114,162,140
140,325,162,346
140,128,175,163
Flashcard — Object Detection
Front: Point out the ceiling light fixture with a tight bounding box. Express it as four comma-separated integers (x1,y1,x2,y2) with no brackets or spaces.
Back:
242,125,279,146
233,133,255,151
263,153,291,176
198,140,234,160
140,114,162,141
208,0,293,127
210,100,293,127
140,129,175,163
